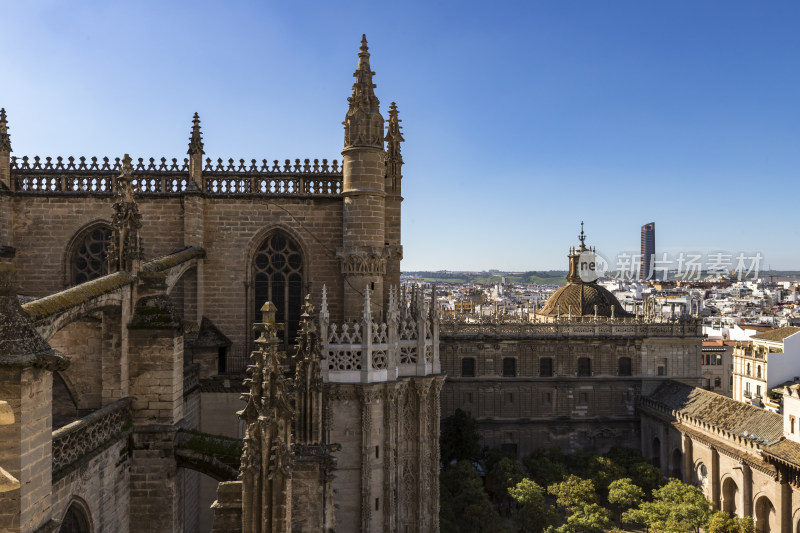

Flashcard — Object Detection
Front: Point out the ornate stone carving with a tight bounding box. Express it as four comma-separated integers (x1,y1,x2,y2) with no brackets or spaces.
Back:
384,102,403,194
343,35,384,150
107,154,143,273
294,295,323,445
0,108,11,153
188,112,204,156
237,301,295,533
336,246,388,276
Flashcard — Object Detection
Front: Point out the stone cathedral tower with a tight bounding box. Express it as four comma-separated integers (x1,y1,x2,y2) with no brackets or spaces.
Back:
212,36,444,533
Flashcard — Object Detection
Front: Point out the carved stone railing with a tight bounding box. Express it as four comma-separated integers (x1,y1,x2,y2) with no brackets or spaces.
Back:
439,316,702,339
11,155,343,197
52,397,133,479
321,286,440,383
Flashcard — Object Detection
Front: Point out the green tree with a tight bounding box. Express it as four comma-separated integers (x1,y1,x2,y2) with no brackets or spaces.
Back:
623,479,711,533
509,478,558,533
523,448,567,487
486,456,527,514
707,511,756,533
558,503,613,533
587,455,626,496
630,460,666,495
607,478,644,522
440,409,481,465
440,461,505,533
547,475,597,509
604,446,648,472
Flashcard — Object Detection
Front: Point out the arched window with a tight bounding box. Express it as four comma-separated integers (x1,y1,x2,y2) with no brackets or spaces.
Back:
502,357,517,377
539,357,553,377
618,357,632,376
577,357,592,377
69,224,112,285
253,232,304,355
461,357,476,377
59,501,91,533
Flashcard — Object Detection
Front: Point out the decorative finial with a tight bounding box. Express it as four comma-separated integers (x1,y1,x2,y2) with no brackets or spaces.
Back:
344,35,383,149
0,108,11,152
579,221,585,246
188,112,204,155
108,153,143,273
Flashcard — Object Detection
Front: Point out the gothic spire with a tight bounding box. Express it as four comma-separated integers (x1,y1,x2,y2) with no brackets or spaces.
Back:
187,112,204,155
343,35,384,149
0,109,11,152
385,102,404,189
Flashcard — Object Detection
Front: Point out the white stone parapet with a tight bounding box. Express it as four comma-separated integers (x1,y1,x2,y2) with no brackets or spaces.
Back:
320,285,440,383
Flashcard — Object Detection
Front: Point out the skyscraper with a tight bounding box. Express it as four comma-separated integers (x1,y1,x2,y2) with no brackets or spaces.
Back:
640,222,656,280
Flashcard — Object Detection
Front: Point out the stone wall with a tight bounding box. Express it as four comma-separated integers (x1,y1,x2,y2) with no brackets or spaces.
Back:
0,367,54,532
440,334,702,455
51,438,130,533
9,195,347,347
49,317,104,412
327,376,442,533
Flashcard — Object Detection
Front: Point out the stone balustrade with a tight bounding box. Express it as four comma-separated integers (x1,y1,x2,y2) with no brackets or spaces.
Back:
51,397,133,479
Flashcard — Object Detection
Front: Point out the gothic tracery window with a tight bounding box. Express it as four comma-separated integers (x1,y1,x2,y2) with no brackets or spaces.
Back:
253,232,304,354
70,224,112,285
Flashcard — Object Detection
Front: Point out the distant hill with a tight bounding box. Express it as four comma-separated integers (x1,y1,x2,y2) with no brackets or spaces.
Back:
402,271,568,286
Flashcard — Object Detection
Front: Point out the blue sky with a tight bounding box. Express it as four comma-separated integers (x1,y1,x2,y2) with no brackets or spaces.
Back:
2,1,798,271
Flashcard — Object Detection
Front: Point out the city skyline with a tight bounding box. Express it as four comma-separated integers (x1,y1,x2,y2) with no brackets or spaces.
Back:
1,1,797,270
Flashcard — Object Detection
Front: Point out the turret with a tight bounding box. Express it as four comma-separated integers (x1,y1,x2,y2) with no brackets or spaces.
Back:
384,102,404,304
339,35,388,320
0,108,11,190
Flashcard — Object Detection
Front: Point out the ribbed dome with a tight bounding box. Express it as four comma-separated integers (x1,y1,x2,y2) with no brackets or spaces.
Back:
539,281,629,318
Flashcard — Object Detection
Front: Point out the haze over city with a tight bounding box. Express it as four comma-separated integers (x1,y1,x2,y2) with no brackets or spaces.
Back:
1,1,797,270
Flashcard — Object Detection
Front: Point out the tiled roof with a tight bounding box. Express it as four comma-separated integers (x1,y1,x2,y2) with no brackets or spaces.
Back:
763,438,800,467
539,281,631,317
751,326,800,343
646,380,783,444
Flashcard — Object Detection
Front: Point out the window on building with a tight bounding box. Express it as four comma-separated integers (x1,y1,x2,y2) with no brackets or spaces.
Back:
502,357,517,377
716,355,722,365
657,365,666,376
544,392,552,404
461,357,476,377
756,385,761,397
746,382,751,394
714,377,721,388
577,357,592,377
618,357,632,376
579,392,588,403
465,392,473,404
757,365,762,379
540,357,553,377
505,392,514,404
253,232,304,355
746,363,751,376
500,442,518,455
69,223,112,285
791,416,795,434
